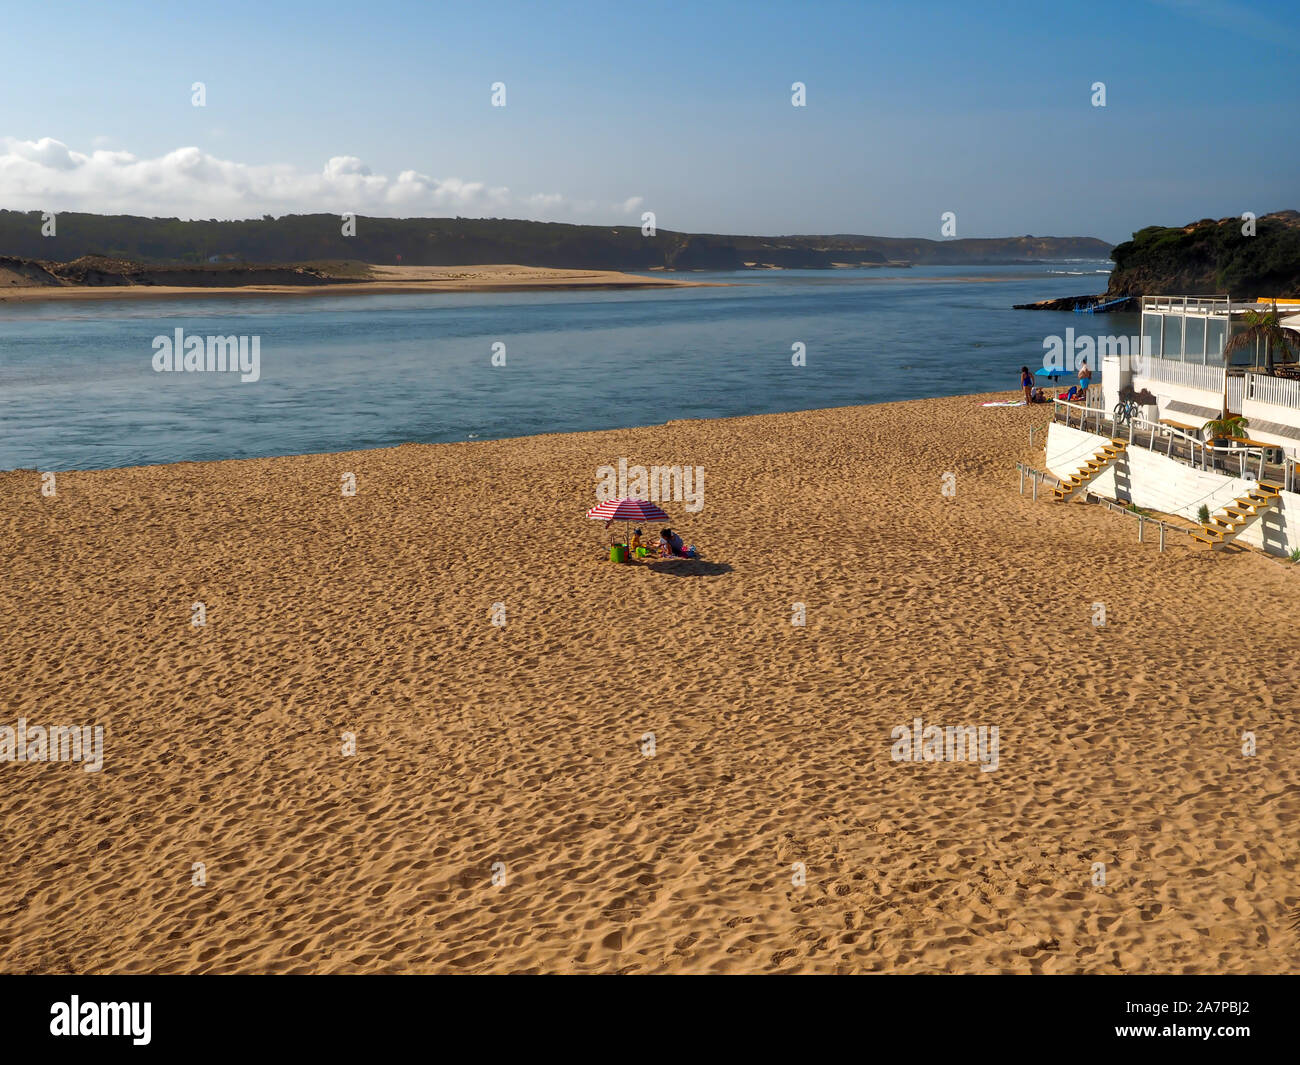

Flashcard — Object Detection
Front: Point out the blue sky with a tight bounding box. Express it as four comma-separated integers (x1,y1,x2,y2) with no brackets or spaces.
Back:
1,0,1296,242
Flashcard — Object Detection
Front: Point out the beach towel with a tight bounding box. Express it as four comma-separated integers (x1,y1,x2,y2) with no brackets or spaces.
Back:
982,400,1026,407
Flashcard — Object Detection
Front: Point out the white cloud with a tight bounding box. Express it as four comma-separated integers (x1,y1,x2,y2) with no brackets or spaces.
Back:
0,138,643,222
9,136,80,171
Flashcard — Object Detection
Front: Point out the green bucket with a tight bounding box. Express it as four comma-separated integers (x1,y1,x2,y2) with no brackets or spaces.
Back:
610,544,629,564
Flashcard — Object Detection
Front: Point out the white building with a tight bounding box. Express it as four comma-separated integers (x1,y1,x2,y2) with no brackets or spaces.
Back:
1102,296,1300,451
1046,296,1300,554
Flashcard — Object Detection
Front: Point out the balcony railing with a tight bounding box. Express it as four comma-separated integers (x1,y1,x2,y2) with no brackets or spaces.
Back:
1141,295,1300,316
1137,358,1225,393
1141,295,1231,316
1245,372,1300,410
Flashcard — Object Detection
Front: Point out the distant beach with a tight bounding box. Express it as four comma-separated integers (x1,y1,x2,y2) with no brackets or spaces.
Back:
0,263,714,304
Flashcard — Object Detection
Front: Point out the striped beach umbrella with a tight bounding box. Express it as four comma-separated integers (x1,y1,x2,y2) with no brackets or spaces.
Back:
586,498,670,523
587,497,670,555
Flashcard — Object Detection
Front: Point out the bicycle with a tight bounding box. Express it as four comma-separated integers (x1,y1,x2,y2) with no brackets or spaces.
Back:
1113,398,1139,424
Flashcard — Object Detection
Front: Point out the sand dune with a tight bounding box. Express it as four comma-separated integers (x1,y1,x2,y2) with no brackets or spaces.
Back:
1,393,1297,973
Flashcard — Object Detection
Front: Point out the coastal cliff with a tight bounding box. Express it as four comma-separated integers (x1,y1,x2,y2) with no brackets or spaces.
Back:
1106,210,1300,298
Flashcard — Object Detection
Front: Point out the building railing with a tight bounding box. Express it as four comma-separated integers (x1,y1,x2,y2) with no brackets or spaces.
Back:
1137,357,1225,393
1227,374,1245,413
1141,295,1231,316
1245,372,1300,410
1054,399,1111,437
1130,360,1300,411
1051,399,1297,491
1142,295,1300,316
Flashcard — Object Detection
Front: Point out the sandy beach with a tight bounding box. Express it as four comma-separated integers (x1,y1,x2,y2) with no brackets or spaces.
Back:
0,263,712,304
1,393,1297,974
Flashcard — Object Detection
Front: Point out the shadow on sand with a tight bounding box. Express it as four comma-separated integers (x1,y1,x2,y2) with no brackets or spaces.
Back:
645,559,733,577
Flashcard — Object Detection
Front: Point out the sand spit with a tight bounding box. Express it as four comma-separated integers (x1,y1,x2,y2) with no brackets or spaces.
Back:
0,262,713,304
1,394,1297,974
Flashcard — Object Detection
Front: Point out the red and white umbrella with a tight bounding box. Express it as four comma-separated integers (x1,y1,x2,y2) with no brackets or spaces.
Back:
586,498,669,523
587,497,669,553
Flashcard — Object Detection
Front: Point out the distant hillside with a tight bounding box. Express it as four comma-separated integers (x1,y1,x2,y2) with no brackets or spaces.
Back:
1106,210,1300,298
0,210,1110,270
0,254,358,291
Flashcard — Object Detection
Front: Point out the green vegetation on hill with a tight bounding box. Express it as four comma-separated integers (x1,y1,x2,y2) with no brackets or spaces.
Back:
0,210,1110,270
1107,210,1300,298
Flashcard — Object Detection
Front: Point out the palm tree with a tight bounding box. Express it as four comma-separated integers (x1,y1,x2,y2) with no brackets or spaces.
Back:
1223,301,1300,372
1204,414,1248,444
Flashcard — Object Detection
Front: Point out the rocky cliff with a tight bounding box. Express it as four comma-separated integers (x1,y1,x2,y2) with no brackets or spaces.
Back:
1106,210,1300,298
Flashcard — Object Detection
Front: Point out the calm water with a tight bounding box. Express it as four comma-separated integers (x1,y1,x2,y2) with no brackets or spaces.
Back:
0,263,1125,471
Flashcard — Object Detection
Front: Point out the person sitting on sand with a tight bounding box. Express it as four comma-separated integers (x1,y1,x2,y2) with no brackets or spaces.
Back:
629,528,645,555
658,528,698,559
1020,366,1032,402
1029,386,1046,404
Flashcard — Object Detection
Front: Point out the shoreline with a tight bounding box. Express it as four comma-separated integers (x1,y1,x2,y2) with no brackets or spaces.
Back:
4,391,1025,475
